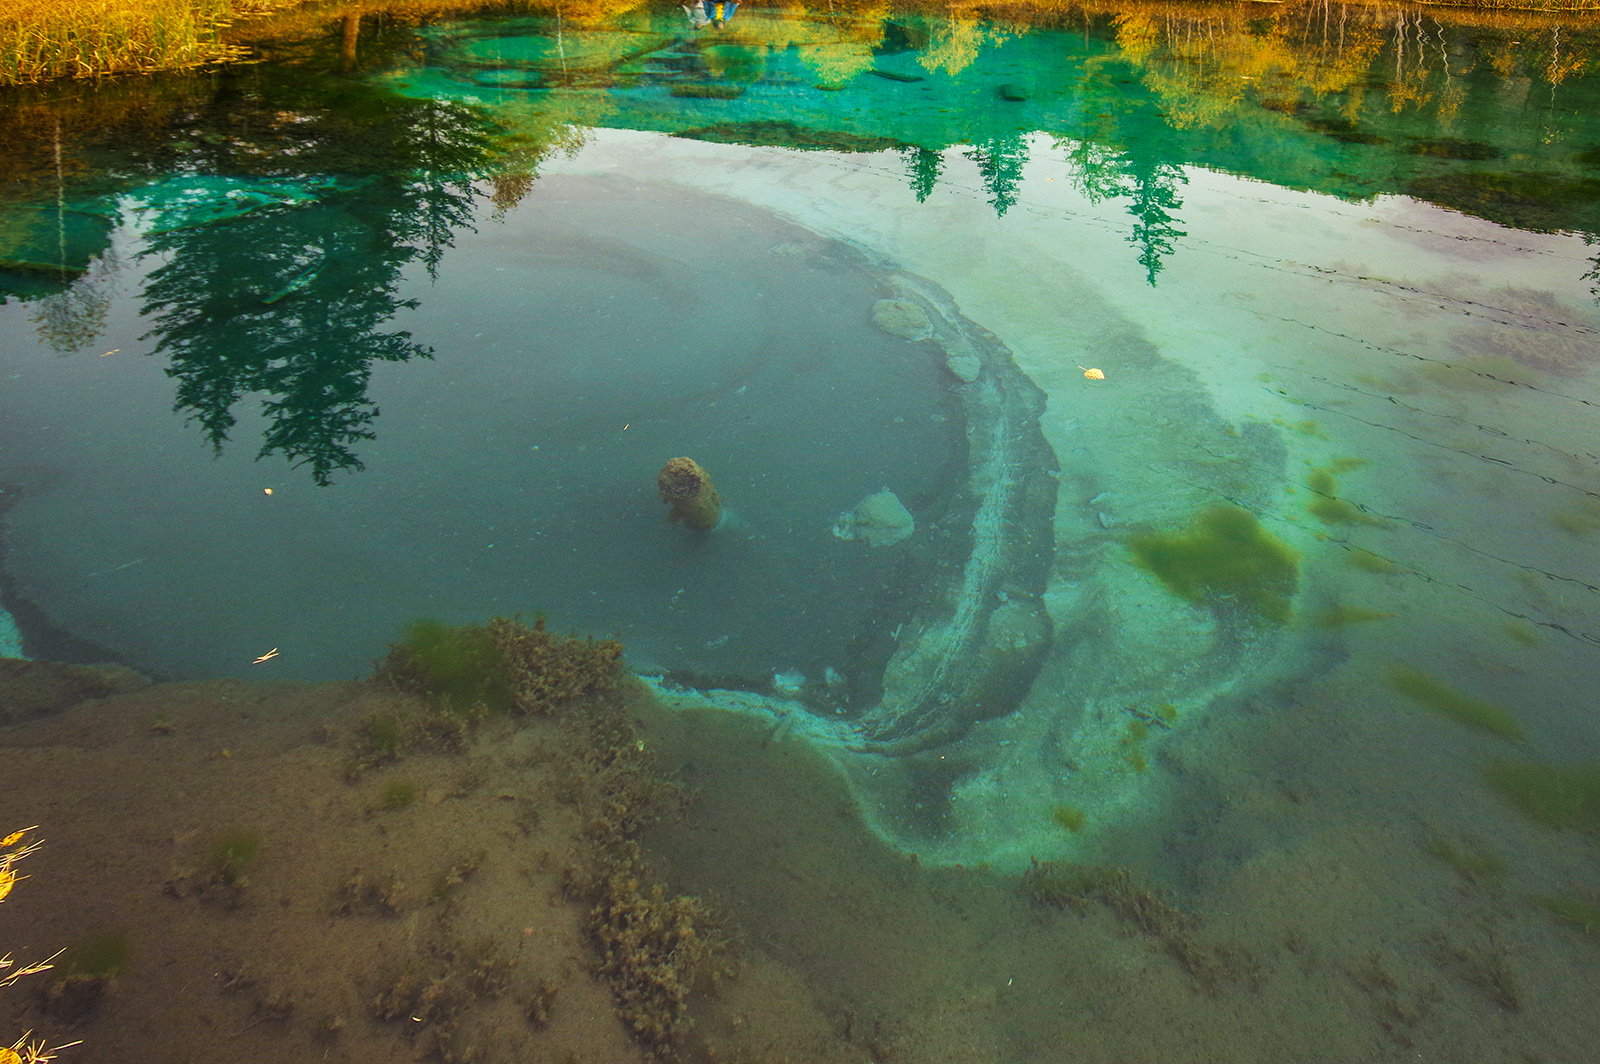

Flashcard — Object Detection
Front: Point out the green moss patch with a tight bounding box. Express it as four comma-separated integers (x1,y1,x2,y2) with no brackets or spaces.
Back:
1129,504,1299,625
1390,666,1525,743
669,83,744,99
1346,547,1401,574
379,619,515,713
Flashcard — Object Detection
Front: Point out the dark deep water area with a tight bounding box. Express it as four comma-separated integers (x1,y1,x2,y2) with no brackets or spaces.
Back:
3,2,1600,1062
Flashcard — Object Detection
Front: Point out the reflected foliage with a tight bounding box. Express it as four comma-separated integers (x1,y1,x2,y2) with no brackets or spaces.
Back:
1585,236,1600,304
375,0,1597,281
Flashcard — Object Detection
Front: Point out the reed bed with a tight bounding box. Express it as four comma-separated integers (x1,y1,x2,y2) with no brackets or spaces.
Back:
0,0,300,85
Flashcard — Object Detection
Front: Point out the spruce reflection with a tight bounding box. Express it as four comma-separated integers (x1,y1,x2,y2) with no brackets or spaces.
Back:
137,96,492,486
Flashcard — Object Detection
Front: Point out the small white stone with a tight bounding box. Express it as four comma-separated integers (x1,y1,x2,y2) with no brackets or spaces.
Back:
833,489,915,547
773,670,806,694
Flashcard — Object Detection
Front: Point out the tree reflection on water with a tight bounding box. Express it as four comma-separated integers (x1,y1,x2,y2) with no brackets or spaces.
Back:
135,92,493,485
3,0,1597,487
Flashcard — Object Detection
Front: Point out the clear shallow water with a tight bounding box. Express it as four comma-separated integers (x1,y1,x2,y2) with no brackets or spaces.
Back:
3,1,1600,1056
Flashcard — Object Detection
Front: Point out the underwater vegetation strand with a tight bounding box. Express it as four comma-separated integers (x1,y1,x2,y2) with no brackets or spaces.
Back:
1482,759,1600,829
1389,666,1527,744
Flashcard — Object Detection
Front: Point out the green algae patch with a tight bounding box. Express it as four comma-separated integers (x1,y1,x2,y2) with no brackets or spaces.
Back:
1537,896,1600,937
1052,805,1086,832
1390,666,1525,743
1502,621,1541,648
1314,604,1396,628
1424,834,1504,884
1306,466,1386,527
382,619,516,713
1128,505,1299,625
1346,547,1401,575
1482,760,1600,830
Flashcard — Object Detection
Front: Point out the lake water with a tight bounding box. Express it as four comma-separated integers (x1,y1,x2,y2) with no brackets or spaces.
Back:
2,1,1599,1059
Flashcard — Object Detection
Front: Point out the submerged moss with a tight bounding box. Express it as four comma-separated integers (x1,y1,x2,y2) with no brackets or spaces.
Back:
1423,834,1505,884
1390,666,1525,743
205,828,263,886
1313,604,1396,628
1346,547,1402,575
1482,760,1600,830
63,927,131,979
1536,896,1600,937
1404,137,1502,161
1052,804,1086,832
1129,504,1299,625
669,84,744,99
1502,622,1541,648
378,776,419,810
378,619,515,713
1306,466,1386,527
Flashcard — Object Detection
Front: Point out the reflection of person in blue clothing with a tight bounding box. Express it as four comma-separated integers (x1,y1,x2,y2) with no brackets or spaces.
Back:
680,1,709,28
681,0,738,28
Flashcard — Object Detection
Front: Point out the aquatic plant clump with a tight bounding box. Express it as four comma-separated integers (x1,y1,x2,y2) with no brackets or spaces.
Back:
487,616,623,717
375,619,516,713
656,457,721,532
374,615,622,718
581,847,727,1056
1128,504,1300,625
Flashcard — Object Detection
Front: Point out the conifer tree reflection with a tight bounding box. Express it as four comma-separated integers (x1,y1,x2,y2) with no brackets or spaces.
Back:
1062,136,1186,285
965,134,1028,217
901,146,944,204
138,96,491,486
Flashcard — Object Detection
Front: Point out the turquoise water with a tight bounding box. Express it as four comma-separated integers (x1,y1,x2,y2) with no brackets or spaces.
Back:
2,2,1600,1056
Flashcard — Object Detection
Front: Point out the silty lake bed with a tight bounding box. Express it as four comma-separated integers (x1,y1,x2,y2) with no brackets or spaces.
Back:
2,3,1599,1062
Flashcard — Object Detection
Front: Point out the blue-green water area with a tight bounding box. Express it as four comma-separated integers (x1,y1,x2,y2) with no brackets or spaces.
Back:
2,3,1600,1060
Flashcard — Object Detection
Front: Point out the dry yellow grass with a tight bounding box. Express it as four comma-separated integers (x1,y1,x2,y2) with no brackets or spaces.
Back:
0,0,303,85
1,828,79,1064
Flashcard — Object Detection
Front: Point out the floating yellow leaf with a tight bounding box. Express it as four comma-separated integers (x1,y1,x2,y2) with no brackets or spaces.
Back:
1079,366,1106,380
1,827,34,848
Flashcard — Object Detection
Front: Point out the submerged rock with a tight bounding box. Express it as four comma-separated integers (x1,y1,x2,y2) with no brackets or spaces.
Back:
946,351,982,382
833,490,915,547
872,298,932,341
